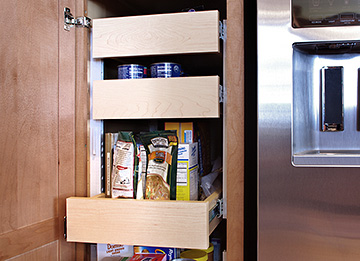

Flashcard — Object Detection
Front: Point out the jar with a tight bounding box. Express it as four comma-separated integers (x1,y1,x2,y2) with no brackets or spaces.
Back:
180,250,208,261
200,243,214,261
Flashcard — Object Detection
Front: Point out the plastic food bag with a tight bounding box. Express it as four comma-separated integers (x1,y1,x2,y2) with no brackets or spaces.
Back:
111,131,138,198
140,130,178,200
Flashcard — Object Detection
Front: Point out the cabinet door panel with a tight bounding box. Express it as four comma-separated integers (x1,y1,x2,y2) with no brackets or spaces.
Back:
92,10,220,58
0,0,76,259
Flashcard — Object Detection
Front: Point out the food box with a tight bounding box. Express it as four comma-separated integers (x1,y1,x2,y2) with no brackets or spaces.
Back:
177,142,199,201
134,246,178,261
127,253,167,261
165,122,194,143
97,244,134,260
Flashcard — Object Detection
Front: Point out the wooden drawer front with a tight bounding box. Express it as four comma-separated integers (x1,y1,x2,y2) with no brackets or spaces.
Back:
92,11,219,58
66,191,221,249
92,76,220,119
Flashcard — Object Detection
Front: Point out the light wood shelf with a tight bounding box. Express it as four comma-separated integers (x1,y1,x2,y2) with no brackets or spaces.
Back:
93,76,220,119
66,190,222,249
92,10,220,58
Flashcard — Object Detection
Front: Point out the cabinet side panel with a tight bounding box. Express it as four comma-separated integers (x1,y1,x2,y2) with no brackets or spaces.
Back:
226,0,245,259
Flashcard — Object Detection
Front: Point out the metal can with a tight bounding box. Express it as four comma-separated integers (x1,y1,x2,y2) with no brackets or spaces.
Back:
117,64,145,79
150,62,182,78
180,250,208,261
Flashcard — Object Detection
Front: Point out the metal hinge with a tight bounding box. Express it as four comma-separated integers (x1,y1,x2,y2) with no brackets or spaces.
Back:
64,7,91,31
64,216,67,239
219,20,227,40
215,198,224,218
209,198,224,222
219,85,225,103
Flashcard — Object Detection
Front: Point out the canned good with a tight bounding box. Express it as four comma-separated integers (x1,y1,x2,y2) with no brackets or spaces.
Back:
180,250,208,261
198,244,214,261
150,62,182,78
118,64,145,79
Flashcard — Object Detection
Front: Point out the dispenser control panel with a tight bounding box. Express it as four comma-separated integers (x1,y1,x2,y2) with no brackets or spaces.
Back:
292,0,360,28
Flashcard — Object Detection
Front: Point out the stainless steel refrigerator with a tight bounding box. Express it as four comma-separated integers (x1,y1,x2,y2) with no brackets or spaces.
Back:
257,0,360,259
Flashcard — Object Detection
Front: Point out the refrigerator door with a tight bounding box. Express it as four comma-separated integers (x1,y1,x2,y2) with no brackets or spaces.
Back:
257,0,360,260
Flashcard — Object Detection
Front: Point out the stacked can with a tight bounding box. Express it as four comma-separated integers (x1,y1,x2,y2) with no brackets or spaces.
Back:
150,62,182,78
118,64,146,79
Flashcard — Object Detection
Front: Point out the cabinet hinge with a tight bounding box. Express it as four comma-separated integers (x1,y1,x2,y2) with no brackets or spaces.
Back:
64,216,67,239
209,198,224,222
219,20,227,40
64,7,91,31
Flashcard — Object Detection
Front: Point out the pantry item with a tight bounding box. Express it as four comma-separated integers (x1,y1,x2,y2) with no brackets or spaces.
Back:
150,62,182,78
140,130,178,200
128,253,166,261
111,131,138,198
118,64,145,79
134,246,178,260
180,250,208,261
198,244,214,261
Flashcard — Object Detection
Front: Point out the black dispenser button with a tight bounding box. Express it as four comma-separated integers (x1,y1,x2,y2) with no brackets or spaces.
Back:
321,66,344,131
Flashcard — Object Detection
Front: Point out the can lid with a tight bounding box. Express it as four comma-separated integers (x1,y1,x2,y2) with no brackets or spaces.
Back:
180,250,208,261
150,62,180,66
117,64,144,67
199,243,214,253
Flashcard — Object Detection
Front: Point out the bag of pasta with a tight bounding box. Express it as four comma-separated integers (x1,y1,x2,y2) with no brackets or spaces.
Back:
140,130,178,200
111,131,138,198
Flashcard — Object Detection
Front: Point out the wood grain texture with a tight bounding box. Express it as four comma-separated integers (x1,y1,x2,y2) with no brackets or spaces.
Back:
8,241,58,261
0,0,59,235
0,0,65,259
93,76,220,119
226,0,245,260
66,191,221,249
75,0,90,199
92,11,219,58
58,0,76,260
0,218,58,260
75,0,90,258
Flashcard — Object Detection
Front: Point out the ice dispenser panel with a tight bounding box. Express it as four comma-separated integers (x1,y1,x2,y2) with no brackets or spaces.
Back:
292,41,360,166
321,66,344,132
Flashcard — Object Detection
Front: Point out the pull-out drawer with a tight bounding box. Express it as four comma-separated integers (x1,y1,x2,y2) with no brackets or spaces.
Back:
92,76,220,119
66,191,222,249
92,10,220,58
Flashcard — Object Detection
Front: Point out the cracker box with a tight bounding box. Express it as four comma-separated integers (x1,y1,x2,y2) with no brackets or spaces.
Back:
164,122,194,143
176,142,199,201
134,246,178,261
128,253,167,261
97,244,133,260
180,122,194,143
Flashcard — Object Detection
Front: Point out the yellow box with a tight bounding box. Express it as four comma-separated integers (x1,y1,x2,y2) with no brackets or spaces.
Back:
180,122,194,143
164,122,180,141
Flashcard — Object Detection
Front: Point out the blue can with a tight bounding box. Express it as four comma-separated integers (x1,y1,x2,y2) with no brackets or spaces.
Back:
118,64,145,79
150,62,182,78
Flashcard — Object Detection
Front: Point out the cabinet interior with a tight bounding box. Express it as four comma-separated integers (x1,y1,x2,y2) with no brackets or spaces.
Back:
87,0,227,253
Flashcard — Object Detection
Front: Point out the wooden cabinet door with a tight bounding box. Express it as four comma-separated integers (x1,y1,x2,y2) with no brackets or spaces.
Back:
0,0,80,259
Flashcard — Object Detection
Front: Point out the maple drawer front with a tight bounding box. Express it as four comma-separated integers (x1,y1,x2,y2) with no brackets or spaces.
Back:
92,76,220,119
92,11,220,58
66,191,221,249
